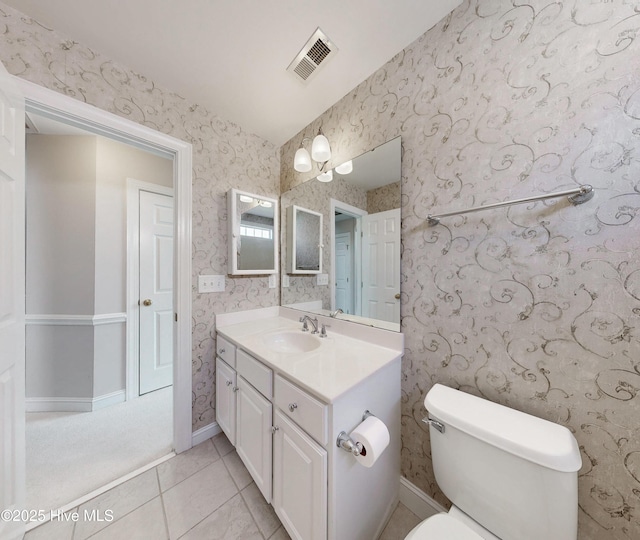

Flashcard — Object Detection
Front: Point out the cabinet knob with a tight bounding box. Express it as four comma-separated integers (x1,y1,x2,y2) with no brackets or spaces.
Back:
218,348,225,354
225,380,232,386
232,386,239,393
288,403,298,413
271,426,279,433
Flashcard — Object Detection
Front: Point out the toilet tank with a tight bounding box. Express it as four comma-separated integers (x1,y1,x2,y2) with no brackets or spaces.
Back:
425,384,582,540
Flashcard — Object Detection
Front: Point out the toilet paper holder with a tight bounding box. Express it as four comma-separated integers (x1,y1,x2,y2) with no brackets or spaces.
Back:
336,410,374,456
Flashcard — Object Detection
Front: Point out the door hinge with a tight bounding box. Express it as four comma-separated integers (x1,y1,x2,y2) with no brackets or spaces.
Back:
174,313,178,322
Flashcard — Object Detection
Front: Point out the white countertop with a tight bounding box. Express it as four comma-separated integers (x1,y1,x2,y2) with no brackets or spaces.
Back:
216,314,402,403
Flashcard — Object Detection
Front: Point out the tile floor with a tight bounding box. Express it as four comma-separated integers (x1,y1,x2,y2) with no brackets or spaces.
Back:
25,433,420,539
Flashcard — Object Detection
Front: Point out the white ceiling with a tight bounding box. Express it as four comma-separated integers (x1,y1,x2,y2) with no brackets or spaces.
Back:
7,0,461,146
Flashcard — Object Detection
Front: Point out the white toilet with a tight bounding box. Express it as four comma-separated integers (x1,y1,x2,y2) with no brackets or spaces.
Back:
406,384,582,540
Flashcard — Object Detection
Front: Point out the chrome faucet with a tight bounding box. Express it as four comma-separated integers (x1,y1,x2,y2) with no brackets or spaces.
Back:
330,308,344,318
299,315,319,334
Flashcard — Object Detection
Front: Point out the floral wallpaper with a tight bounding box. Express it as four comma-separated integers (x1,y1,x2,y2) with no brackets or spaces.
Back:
281,1,640,538
367,181,401,214
0,2,280,431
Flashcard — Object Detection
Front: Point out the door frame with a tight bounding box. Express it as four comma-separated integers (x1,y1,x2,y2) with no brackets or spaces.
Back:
126,179,174,401
329,198,367,314
17,76,193,454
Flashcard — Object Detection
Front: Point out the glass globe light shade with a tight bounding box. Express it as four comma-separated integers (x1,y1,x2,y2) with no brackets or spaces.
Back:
317,169,333,183
294,147,312,173
311,134,331,163
335,160,353,175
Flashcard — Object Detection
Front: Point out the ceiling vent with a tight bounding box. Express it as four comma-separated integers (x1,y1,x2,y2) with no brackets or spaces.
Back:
287,28,337,84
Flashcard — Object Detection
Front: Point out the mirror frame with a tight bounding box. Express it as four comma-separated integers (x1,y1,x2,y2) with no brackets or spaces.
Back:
227,188,279,275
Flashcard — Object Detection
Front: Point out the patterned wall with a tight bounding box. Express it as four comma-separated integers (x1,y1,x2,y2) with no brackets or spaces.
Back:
367,181,401,214
0,3,280,431
280,1,640,538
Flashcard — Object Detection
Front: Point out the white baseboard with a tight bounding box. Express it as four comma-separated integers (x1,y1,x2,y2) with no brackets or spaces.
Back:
26,390,126,412
26,397,92,412
92,390,126,411
192,421,222,446
399,476,447,520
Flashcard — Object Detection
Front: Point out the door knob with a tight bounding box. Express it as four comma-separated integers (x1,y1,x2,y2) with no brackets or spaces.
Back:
395,293,401,300
142,299,152,306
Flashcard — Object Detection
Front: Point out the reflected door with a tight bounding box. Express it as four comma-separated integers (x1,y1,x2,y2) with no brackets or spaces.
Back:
139,190,174,395
334,232,353,314
361,208,401,324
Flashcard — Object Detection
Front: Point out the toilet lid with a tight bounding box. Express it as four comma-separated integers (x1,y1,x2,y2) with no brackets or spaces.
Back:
405,514,486,540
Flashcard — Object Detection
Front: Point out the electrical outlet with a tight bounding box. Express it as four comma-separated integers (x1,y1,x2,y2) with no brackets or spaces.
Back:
316,273,329,286
199,274,225,293
268,274,277,288
282,275,290,288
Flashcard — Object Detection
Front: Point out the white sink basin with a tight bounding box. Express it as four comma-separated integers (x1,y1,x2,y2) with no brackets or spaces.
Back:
263,331,321,354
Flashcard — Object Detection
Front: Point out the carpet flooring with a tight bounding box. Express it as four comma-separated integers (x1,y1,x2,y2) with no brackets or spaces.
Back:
26,386,173,512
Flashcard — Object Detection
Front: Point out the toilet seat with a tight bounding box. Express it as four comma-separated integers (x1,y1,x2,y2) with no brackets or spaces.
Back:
405,514,486,539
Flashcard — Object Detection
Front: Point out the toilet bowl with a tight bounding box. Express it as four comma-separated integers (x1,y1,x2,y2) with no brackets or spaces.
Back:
404,384,582,540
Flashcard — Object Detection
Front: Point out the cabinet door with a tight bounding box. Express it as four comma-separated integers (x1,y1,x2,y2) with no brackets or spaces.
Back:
236,376,273,502
273,409,327,540
215,358,237,445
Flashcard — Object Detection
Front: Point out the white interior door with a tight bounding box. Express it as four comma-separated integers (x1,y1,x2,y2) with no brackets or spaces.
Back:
139,190,174,395
334,232,353,314
361,208,401,324
0,63,26,540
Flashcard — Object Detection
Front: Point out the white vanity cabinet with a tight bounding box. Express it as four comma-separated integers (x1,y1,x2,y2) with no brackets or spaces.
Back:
215,357,237,445
273,409,327,540
215,314,401,540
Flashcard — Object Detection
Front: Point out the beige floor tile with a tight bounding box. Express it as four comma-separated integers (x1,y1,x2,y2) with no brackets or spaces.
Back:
163,459,237,540
87,497,167,540
24,508,77,540
241,482,281,539
378,503,422,540
157,439,220,492
222,450,252,491
268,525,292,540
178,493,262,540
74,468,159,540
212,433,234,457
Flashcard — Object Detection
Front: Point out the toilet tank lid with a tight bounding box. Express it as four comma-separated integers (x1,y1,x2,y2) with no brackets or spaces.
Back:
425,384,582,472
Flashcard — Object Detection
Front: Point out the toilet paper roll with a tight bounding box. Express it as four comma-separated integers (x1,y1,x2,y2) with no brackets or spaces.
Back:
349,415,390,468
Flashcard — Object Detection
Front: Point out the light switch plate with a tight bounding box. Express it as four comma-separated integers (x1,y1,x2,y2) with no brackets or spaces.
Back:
199,274,225,293
317,273,329,286
268,274,277,288
282,275,290,288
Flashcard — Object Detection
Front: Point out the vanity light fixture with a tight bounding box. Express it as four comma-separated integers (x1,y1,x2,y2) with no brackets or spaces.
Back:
293,127,332,173
239,195,254,203
317,169,333,183
258,200,273,208
335,160,353,175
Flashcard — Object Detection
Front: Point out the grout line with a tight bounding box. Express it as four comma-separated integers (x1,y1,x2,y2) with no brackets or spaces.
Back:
25,452,175,533
156,467,171,540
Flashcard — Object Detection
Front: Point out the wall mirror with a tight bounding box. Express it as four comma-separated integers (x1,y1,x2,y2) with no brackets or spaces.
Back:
228,188,278,275
280,136,401,331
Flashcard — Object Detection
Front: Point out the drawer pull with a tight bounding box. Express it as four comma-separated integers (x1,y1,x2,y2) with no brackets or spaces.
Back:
288,403,298,413
225,380,232,386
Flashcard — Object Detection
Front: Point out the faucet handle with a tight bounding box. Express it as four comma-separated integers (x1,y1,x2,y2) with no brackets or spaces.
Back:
319,324,330,338
300,317,309,332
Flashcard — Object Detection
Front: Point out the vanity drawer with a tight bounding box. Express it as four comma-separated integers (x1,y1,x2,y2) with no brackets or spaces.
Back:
237,349,273,398
216,335,236,368
275,375,327,446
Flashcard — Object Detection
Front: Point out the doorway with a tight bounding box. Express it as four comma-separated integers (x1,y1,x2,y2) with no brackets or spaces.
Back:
15,76,192,523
